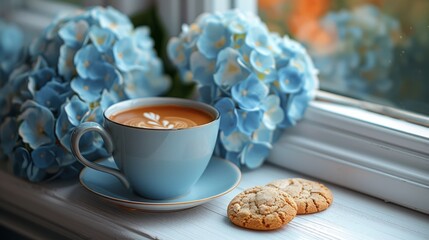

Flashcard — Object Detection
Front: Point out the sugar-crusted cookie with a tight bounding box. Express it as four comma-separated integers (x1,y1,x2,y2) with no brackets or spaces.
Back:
227,186,297,231
267,178,333,215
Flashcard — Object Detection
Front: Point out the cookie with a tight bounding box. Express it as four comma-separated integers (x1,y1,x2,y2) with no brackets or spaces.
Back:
267,178,333,215
227,186,297,231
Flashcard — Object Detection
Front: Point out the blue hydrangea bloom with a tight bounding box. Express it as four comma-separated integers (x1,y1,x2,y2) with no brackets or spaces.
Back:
28,67,56,96
11,147,31,178
85,106,104,123
55,105,74,151
133,27,154,50
251,123,274,144
26,161,46,182
305,5,397,97
223,10,250,34
70,76,105,103
123,67,170,99
198,85,222,105
236,109,261,136
278,66,304,94
71,61,120,102
100,89,120,111
168,9,318,169
31,145,57,169
167,37,189,68
89,26,115,52
220,130,250,152
283,92,312,127
197,19,231,59
231,74,269,110
245,25,274,56
58,20,89,48
214,48,250,90
35,81,71,113
214,97,238,136
113,38,142,71
190,52,216,86
58,45,77,81
18,101,55,149
30,144,74,172
241,142,271,169
94,6,133,37
65,95,89,126
1,6,170,182
74,44,102,79
29,35,63,67
250,50,275,74
261,95,284,130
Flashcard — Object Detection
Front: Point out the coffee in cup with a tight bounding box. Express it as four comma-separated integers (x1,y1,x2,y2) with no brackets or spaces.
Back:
109,105,213,129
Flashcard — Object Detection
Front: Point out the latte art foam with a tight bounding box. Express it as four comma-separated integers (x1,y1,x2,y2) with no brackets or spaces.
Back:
109,105,213,129
123,113,198,129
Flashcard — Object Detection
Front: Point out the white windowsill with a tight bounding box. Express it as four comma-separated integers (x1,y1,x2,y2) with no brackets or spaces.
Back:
269,101,429,214
1,161,428,240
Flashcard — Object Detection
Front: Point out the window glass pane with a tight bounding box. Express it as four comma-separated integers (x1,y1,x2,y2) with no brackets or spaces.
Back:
259,0,429,116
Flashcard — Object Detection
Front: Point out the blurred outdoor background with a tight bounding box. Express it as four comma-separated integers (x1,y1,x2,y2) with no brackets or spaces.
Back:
259,0,429,115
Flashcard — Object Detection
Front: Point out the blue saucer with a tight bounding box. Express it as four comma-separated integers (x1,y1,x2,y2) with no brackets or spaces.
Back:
79,156,241,211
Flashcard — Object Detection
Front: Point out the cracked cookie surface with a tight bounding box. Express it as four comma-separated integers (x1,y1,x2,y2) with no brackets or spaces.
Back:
227,186,297,231
267,178,333,215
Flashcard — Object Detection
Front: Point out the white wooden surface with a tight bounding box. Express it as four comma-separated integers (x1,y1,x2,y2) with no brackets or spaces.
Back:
1,163,428,240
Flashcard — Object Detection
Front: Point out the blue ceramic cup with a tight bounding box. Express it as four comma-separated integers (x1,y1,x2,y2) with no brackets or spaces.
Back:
71,97,220,200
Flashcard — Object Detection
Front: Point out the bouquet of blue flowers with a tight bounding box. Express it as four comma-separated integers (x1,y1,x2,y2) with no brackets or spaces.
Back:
0,7,170,181
307,5,399,98
167,10,318,169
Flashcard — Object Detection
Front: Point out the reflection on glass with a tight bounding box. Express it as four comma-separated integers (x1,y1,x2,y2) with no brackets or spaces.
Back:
259,0,429,115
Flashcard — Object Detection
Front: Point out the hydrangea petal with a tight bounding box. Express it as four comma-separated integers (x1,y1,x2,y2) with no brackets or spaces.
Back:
89,25,115,52
214,97,238,136
241,142,271,169
250,50,275,74
100,89,120,111
32,145,56,169
190,51,216,86
231,74,269,110
58,20,89,48
18,101,55,149
220,130,250,152
278,66,304,94
214,48,250,90
236,109,261,136
113,37,141,71
11,147,31,178
58,45,77,81
35,81,71,113
196,19,231,59
26,162,46,182
71,77,104,103
245,25,273,56
167,37,188,68
261,95,284,130
74,44,102,79
65,95,89,126
97,6,133,37
55,105,73,151
252,123,274,144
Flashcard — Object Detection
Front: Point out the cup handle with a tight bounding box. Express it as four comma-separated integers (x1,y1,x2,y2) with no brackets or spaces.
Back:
71,122,131,191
